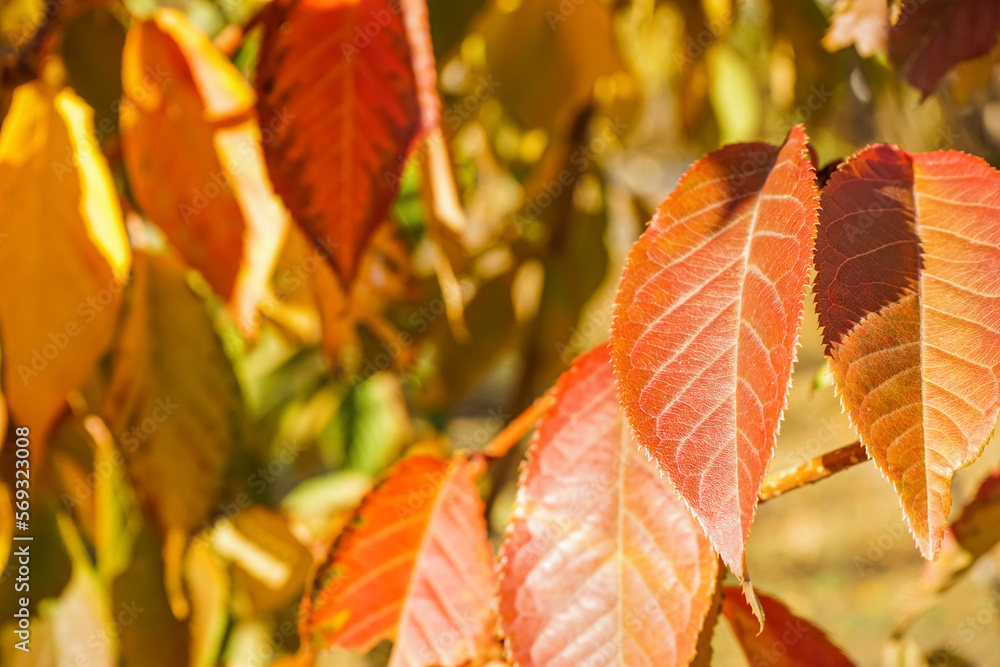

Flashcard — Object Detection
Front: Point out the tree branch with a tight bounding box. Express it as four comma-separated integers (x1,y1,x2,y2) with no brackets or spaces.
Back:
758,440,868,502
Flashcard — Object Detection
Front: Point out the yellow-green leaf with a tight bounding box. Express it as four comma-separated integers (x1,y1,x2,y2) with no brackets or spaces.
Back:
101,252,243,536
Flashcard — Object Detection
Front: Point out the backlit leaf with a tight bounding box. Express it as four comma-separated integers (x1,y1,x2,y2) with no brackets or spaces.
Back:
101,252,244,536
721,587,855,666
0,80,130,444
888,0,1000,97
610,126,818,577
823,0,888,57
814,145,1000,558
499,344,720,667
121,8,286,333
301,455,497,667
256,0,427,283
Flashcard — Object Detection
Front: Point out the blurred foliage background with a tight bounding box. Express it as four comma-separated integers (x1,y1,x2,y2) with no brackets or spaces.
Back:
2,0,1000,664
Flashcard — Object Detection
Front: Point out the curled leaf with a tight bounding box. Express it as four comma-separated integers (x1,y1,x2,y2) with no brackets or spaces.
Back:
257,0,429,283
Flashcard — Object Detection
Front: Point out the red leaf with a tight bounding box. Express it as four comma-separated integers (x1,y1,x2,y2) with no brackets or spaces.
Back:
257,0,431,284
610,126,818,577
499,345,720,667
301,455,497,667
889,0,1000,97
815,145,1000,558
722,587,855,666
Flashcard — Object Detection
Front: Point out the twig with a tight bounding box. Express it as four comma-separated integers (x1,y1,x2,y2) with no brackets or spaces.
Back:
481,393,556,459
758,440,868,502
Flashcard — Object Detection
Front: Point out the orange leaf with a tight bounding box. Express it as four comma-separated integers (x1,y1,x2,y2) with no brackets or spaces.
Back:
888,0,1000,97
120,8,286,334
301,455,497,667
257,0,430,284
610,126,818,578
722,587,855,666
815,145,1000,559
499,345,719,667
0,80,130,444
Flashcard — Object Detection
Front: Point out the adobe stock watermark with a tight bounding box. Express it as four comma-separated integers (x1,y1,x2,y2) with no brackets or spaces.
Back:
443,74,502,131
338,0,403,62
853,520,909,574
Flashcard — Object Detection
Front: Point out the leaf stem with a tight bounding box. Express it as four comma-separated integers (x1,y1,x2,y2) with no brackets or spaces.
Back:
481,393,557,459
758,440,868,502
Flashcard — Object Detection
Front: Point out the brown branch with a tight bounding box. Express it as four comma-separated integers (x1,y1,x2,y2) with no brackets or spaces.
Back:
758,440,868,502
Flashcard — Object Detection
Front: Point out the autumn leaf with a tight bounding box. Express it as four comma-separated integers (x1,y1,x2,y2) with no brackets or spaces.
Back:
888,0,1000,97
0,79,130,445
722,587,855,666
814,145,1000,559
256,0,429,284
301,455,497,667
101,252,244,537
499,344,720,667
120,8,286,334
610,126,818,578
823,0,888,57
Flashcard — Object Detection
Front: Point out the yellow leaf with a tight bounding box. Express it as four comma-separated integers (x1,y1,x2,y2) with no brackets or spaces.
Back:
0,80,130,445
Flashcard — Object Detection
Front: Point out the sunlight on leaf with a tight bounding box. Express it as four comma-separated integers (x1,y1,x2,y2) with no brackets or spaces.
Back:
120,8,286,335
301,455,497,667
499,344,719,667
0,79,130,445
611,126,818,578
815,145,1000,558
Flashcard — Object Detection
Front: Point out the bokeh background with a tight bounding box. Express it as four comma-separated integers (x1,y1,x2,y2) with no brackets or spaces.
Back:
3,0,1000,664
